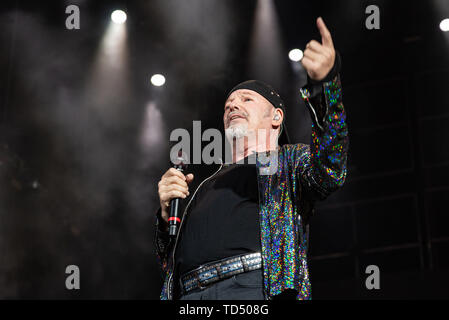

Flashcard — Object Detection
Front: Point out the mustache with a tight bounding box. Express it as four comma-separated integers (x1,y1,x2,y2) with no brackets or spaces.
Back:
226,111,248,124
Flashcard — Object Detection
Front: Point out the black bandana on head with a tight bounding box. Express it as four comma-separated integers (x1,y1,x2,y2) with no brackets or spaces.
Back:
227,80,290,145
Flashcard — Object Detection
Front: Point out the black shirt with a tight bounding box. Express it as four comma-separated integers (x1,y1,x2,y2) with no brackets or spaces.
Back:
176,156,261,276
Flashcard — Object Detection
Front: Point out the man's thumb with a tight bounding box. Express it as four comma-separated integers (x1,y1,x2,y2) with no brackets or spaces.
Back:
186,173,194,183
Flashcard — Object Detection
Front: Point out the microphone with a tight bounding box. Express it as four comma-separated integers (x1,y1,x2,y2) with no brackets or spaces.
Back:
168,151,188,237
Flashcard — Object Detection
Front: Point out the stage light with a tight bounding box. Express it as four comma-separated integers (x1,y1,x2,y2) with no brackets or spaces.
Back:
84,7,129,116
289,49,303,62
249,0,285,89
111,10,127,24
440,18,449,32
151,74,166,87
140,101,164,153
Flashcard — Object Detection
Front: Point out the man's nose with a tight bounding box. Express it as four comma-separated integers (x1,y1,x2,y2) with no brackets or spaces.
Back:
229,103,240,112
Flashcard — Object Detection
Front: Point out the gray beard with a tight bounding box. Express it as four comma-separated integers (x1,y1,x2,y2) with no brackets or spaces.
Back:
225,124,249,141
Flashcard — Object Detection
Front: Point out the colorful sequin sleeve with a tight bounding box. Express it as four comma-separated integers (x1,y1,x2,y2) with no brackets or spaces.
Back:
297,74,349,201
153,208,171,274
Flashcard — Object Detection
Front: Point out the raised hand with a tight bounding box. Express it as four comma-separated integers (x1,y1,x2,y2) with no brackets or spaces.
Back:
301,17,336,81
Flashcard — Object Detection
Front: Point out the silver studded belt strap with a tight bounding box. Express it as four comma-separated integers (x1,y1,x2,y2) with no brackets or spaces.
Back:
180,252,262,295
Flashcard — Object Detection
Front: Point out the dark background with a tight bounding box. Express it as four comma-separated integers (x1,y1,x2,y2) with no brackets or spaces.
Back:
0,0,448,299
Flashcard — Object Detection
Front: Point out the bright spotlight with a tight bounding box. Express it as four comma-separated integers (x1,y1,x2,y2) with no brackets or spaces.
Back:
289,49,303,62
440,18,449,32
151,74,166,87
111,10,127,24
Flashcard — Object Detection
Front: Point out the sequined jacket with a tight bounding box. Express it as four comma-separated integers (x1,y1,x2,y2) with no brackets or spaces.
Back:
154,75,348,300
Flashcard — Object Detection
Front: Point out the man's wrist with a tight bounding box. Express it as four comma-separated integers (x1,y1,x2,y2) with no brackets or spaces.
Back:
307,50,341,86
156,208,169,232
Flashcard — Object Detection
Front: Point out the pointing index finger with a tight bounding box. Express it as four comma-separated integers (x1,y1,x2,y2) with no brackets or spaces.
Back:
317,17,333,48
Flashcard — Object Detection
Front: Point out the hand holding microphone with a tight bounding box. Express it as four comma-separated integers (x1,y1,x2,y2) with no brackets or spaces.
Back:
157,154,193,236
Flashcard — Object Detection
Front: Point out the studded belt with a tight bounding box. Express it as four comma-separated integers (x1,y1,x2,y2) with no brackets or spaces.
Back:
179,252,262,295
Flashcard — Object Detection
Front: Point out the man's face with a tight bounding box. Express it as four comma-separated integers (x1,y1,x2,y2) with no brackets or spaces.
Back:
223,89,274,136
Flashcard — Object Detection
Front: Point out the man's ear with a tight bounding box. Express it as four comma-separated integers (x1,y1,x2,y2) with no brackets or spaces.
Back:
272,108,283,127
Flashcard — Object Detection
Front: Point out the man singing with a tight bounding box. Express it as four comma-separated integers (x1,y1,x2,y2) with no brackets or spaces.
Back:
155,17,348,300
